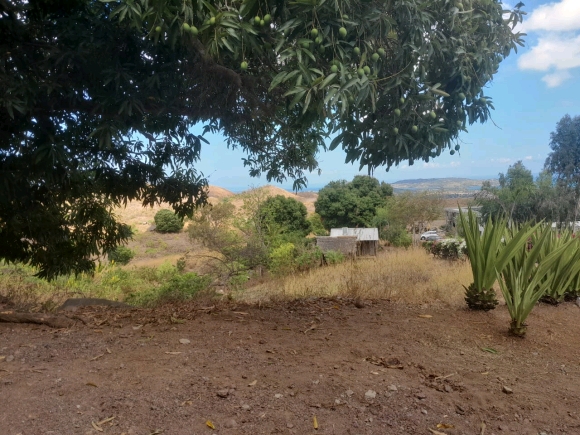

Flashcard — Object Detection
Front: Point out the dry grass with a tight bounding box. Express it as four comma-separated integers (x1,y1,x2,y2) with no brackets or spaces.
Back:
241,247,473,306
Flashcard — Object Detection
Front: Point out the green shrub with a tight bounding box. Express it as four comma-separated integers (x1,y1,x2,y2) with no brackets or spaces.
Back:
423,239,467,260
127,272,211,306
154,209,184,233
107,246,135,265
383,226,412,248
308,213,329,236
295,246,323,271
324,250,344,265
269,242,297,275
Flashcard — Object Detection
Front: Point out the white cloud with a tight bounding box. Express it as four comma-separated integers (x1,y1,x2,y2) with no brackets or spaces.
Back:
542,70,573,87
423,162,441,168
522,0,580,32
517,0,580,87
524,155,533,160
449,161,461,168
491,158,512,164
518,34,580,72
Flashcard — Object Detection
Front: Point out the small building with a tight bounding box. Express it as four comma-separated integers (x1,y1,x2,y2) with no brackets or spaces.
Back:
316,227,379,257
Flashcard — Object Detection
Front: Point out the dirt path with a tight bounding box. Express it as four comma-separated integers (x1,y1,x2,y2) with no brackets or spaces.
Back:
1,299,580,435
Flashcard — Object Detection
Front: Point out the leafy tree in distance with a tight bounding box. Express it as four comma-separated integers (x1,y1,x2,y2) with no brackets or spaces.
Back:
154,209,185,233
544,115,580,223
476,161,536,224
0,0,525,277
258,195,311,246
315,176,393,229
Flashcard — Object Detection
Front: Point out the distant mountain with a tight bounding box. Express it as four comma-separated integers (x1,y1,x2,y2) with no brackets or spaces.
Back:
391,177,498,195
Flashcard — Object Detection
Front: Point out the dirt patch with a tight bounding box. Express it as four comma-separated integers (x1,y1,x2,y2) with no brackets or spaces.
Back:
1,298,579,435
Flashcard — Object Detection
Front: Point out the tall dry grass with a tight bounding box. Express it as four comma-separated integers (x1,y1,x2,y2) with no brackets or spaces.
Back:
241,247,473,306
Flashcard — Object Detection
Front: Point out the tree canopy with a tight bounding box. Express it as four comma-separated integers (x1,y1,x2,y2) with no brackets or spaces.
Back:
315,175,392,229
259,195,311,243
544,114,580,221
1,0,525,277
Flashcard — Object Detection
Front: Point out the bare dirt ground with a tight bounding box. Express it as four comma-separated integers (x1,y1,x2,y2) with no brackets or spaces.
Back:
2,298,580,435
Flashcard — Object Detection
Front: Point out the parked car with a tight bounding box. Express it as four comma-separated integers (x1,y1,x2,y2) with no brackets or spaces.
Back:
420,230,439,240
423,233,441,241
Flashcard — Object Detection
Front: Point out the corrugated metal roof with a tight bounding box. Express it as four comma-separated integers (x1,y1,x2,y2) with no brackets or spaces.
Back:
329,228,379,241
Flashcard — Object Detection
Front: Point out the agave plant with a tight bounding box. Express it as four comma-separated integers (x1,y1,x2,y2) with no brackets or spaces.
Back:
533,229,580,304
459,208,541,311
497,225,580,337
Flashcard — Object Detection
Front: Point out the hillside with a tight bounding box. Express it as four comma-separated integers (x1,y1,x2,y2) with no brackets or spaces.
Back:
392,177,498,195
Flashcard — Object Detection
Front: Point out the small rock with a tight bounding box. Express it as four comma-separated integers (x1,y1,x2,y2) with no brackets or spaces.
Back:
345,389,354,397
5,355,14,362
416,392,427,400
179,338,190,344
460,351,465,355
217,389,229,398
274,393,283,399
502,386,513,394
498,424,509,431
241,404,251,411
576,297,580,308
387,385,397,392
444,384,453,393
286,423,294,429
365,390,377,401
421,409,428,415
223,419,237,429
335,399,341,405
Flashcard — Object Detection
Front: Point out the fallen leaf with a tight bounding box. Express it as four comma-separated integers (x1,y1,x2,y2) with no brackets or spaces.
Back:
86,382,98,387
428,429,446,435
98,416,115,425
205,420,215,429
370,371,379,375
91,421,103,432
170,316,185,324
0,356,5,362
90,354,104,361
481,371,489,375
181,400,192,406
179,338,190,344
165,352,182,355
106,348,112,354
437,423,455,429
233,311,249,315
132,325,143,330
418,315,433,319
481,347,498,354
248,379,257,386
480,421,486,435
313,415,318,430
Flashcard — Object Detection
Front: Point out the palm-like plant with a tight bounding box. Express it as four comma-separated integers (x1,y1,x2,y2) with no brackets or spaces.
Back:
459,208,541,310
497,225,580,336
533,229,580,304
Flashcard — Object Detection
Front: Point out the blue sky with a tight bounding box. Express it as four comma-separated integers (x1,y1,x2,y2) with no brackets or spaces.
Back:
194,0,580,191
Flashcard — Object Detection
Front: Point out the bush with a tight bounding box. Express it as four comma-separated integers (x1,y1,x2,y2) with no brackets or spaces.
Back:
269,242,297,275
127,272,211,306
308,213,329,236
324,250,345,265
107,246,135,265
295,246,323,271
423,238,467,260
154,209,184,233
383,226,412,248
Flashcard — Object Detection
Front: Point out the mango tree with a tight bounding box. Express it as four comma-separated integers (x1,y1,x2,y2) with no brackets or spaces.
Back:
0,0,525,277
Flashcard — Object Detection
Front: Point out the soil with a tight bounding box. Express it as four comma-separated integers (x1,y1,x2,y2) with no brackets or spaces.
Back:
2,298,580,435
